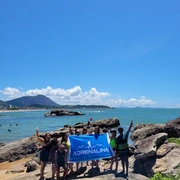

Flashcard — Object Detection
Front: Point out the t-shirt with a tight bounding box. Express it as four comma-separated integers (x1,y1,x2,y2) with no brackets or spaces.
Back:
110,138,116,149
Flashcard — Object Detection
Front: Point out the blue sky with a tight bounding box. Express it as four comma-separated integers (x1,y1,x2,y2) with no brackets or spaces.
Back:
1,0,180,108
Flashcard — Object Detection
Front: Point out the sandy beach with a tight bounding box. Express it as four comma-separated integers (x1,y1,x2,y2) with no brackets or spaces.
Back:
0,157,111,180
0,157,33,180
0,109,46,113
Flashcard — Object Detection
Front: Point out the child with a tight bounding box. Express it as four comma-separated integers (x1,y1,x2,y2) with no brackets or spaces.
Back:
55,144,69,180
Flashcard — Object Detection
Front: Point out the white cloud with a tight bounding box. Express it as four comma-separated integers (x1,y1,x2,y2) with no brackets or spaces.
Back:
0,86,156,107
106,96,156,107
0,87,22,99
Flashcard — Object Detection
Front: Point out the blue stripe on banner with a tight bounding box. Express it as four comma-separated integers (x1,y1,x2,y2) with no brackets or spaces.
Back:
68,133,115,162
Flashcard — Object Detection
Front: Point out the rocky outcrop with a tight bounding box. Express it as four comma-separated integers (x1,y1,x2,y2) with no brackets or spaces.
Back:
131,123,165,141
44,109,85,117
164,117,180,138
0,135,37,163
72,118,120,129
91,118,120,128
134,133,168,160
130,118,180,177
1,117,180,179
55,118,120,137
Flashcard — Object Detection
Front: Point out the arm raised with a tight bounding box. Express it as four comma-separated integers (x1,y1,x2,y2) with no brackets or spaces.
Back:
36,127,45,145
127,120,133,133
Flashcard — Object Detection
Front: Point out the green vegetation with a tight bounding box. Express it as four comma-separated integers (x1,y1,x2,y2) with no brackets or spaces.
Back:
168,138,180,146
150,172,180,180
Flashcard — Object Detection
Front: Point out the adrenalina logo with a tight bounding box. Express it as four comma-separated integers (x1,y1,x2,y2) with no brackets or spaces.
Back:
73,140,109,156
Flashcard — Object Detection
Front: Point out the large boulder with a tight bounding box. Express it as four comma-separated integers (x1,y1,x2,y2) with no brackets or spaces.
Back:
131,123,165,142
25,160,38,172
131,141,180,177
164,117,180,138
134,133,168,160
56,118,120,136
91,118,120,128
153,143,180,176
0,135,37,163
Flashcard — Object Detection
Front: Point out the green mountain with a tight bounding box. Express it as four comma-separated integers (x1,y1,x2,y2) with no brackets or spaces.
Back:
0,100,7,107
6,95,59,107
3,95,111,109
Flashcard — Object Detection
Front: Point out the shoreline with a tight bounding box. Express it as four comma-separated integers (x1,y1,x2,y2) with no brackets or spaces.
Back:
0,109,48,113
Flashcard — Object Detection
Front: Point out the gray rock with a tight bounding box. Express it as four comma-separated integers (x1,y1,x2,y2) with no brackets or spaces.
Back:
10,169,25,174
25,160,38,172
153,145,180,176
131,123,165,142
45,109,85,117
91,118,120,128
0,135,37,163
164,117,180,138
134,133,168,160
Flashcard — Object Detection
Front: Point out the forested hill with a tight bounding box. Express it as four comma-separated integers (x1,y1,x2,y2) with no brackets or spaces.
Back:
5,95,59,107
1,95,111,109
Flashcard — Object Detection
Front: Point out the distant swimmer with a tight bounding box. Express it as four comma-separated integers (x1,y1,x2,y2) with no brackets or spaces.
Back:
16,123,18,126
8,129,11,132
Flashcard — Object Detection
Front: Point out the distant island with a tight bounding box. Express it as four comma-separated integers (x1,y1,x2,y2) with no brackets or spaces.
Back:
0,94,111,110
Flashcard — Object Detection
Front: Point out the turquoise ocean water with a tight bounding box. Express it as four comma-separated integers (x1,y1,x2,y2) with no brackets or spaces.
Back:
0,108,180,144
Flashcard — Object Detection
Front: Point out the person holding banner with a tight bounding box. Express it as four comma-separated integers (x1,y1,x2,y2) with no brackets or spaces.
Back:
108,129,117,171
116,120,133,175
68,127,114,164
91,126,101,168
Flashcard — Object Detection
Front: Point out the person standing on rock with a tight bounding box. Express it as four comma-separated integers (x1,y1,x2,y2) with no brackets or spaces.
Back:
61,133,74,173
43,133,59,180
115,120,133,175
55,144,69,180
108,129,117,171
36,127,51,180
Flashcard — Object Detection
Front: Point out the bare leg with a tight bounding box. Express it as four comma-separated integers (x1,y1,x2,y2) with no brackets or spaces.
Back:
91,160,95,168
109,156,115,170
125,156,129,175
56,168,60,180
121,157,125,173
63,168,68,179
68,162,74,172
51,163,56,179
95,160,99,168
40,161,46,179
76,162,79,171
115,153,119,171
